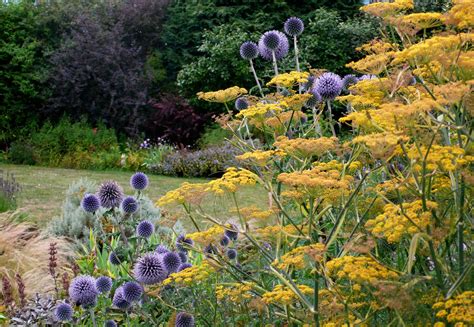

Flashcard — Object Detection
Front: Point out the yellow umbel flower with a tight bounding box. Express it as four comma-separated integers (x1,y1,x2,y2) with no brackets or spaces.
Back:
205,167,258,195
352,132,409,160
361,0,413,18
400,12,444,29
156,182,207,207
215,282,256,302
255,224,308,240
235,205,277,221
264,111,307,132
267,71,310,88
197,86,247,103
236,149,286,166
272,243,325,270
163,261,215,286
365,200,438,243
283,93,312,110
443,0,474,29
406,144,473,172
327,256,398,285
347,52,395,75
186,225,224,245
274,136,339,158
432,291,474,325
236,102,286,120
337,78,388,110
262,284,313,305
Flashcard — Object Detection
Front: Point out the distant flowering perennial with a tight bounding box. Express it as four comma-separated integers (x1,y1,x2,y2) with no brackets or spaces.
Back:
273,243,325,270
216,282,256,302
262,284,313,305
327,256,398,285
236,149,286,166
197,86,248,103
274,136,338,158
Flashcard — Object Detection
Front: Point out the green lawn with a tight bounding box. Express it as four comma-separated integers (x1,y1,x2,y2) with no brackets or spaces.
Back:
0,164,266,227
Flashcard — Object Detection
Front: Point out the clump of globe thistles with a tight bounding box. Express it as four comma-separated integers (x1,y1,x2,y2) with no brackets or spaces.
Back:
105,320,117,327
69,275,98,307
121,196,138,214
176,235,194,252
136,220,154,238
284,17,304,36
134,253,167,284
98,181,123,208
227,248,237,260
112,286,131,310
122,281,143,303
239,41,259,60
95,276,112,294
130,172,149,190
220,235,230,247
109,251,121,265
342,74,359,90
175,312,195,327
235,97,249,111
81,194,100,213
54,302,73,322
305,89,322,108
224,224,238,241
178,263,192,272
162,252,182,274
258,30,289,61
156,244,169,254
178,251,187,263
314,72,343,100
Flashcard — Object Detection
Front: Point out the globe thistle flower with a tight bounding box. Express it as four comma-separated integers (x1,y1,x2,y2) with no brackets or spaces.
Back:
122,281,143,303
303,76,316,91
284,17,304,36
162,252,182,274
258,30,289,61
105,320,117,327
178,251,187,263
204,244,217,256
178,263,192,272
130,172,149,190
81,194,100,213
305,89,322,108
314,72,343,100
262,30,281,50
112,286,131,310
224,224,238,241
69,275,98,306
136,220,154,238
235,97,249,111
134,253,167,284
121,196,138,214
109,251,121,265
239,41,259,60
220,235,230,247
95,276,112,294
98,181,123,208
155,244,169,254
342,74,359,90
175,312,195,327
54,302,73,322
227,248,237,260
176,235,194,252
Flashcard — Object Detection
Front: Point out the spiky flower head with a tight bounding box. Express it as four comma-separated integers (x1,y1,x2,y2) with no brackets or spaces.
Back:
178,251,187,263
122,281,143,303
224,224,238,241
227,248,237,260
261,30,281,50
96,276,112,294
284,17,304,36
258,30,289,61
155,244,169,254
136,220,154,238
178,263,193,272
109,251,121,265
175,312,195,327
220,235,230,247
112,286,131,310
98,181,123,208
54,302,73,322
105,320,117,327
130,172,149,190
162,252,182,274
239,41,259,60
204,244,217,257
314,72,343,100
134,253,167,285
305,89,322,108
176,235,194,252
81,194,100,213
69,275,98,306
121,196,138,214
342,74,359,90
235,97,249,111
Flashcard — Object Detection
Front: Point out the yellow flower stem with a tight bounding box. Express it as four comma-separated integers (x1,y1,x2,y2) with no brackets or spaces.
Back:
314,272,320,327
232,192,246,232
183,203,201,232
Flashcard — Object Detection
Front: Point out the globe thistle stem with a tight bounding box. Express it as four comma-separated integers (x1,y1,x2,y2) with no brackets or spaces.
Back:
326,101,337,137
293,36,300,73
89,308,97,327
249,59,264,97
271,50,279,77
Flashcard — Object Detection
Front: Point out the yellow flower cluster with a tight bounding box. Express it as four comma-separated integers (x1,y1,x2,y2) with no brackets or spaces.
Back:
163,261,214,286
400,12,444,29
337,78,387,110
361,0,413,18
236,206,276,221
327,256,398,285
283,93,313,110
274,136,339,158
236,102,285,120
374,176,416,198
443,0,474,29
205,167,258,195
365,200,438,243
262,284,313,305
347,52,395,75
357,40,398,55
255,224,308,240
236,149,286,166
197,86,247,103
264,110,307,132
216,282,256,302
433,82,471,107
352,132,409,160
186,225,224,245
432,291,474,326
272,243,325,270
407,145,473,172
266,71,310,88
156,182,207,207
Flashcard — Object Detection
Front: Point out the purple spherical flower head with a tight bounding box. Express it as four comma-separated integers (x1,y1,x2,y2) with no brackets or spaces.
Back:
96,276,112,294
134,253,167,284
54,302,73,322
178,251,187,263
284,17,304,37
220,235,230,247
224,224,238,241
178,262,192,272
112,286,131,310
305,89,322,108
359,74,376,81
176,234,194,252
342,74,359,90
69,275,99,307
81,194,100,213
136,220,154,238
122,281,143,303
239,41,259,60
258,30,289,61
98,181,123,208
121,196,138,214
262,30,281,50
203,244,217,257
105,320,117,327
226,248,237,260
303,75,316,91
175,312,195,327
155,244,169,254
162,252,182,274
130,172,149,190
109,251,121,265
235,97,249,111
314,72,343,100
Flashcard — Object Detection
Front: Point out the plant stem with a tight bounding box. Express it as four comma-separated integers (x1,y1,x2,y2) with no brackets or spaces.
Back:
294,36,300,72
314,273,320,327
249,59,264,97
326,101,336,137
89,308,97,327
